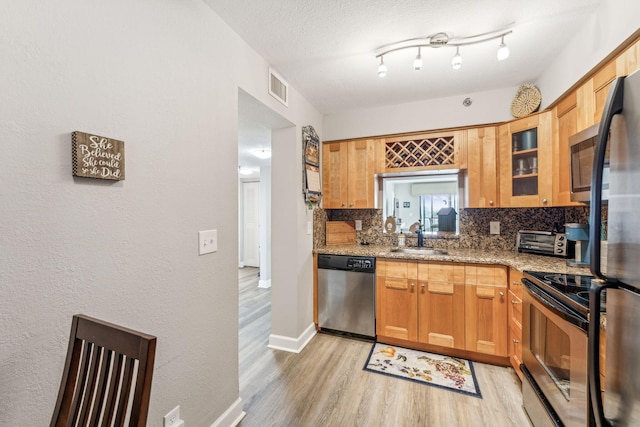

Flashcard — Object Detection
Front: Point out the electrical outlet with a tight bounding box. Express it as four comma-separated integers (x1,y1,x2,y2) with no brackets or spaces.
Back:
490,221,500,235
164,405,184,427
307,221,312,235
355,220,362,231
199,229,217,255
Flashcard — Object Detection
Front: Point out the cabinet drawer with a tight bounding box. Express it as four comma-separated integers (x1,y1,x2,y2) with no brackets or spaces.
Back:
418,261,464,283
509,269,524,299
509,323,523,380
378,259,417,279
508,290,522,330
465,265,508,286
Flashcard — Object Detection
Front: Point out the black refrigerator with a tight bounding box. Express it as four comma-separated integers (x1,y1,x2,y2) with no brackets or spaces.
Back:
588,69,640,426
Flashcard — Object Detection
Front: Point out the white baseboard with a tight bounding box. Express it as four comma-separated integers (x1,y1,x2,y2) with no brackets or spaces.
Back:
258,279,271,288
268,322,316,353
239,262,245,268
210,397,245,427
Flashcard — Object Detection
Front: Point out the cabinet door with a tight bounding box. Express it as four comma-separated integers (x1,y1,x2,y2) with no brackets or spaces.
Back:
553,95,582,206
464,265,508,356
499,111,552,207
321,142,348,208
593,61,617,124
347,139,376,208
376,260,418,341
417,262,465,349
466,127,499,208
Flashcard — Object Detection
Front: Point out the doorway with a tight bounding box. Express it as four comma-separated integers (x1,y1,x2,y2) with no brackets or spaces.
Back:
241,181,260,268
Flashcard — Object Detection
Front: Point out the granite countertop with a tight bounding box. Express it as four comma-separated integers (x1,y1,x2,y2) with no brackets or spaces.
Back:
314,244,590,275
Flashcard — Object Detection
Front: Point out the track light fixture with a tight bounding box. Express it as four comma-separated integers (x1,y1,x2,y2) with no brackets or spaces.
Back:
375,27,512,75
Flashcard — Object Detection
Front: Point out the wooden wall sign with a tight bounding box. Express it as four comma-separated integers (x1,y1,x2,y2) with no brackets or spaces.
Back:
72,131,125,181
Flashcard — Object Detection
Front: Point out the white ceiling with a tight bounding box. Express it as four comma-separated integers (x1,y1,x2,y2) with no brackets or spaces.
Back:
205,0,599,115
216,0,601,177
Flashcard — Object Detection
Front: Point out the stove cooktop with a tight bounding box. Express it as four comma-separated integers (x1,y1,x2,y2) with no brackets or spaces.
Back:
523,270,605,317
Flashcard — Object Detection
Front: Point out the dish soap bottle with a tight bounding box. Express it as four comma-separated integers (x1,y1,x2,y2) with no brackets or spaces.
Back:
398,233,406,247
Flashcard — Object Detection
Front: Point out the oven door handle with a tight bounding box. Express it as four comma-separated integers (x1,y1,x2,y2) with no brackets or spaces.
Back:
522,279,588,331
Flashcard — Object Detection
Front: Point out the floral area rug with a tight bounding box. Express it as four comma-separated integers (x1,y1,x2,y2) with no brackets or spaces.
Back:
364,342,482,398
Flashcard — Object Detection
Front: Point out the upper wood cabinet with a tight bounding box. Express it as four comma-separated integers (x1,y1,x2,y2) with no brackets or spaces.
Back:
466,127,499,208
552,93,582,206
576,61,617,131
498,111,553,207
322,139,375,209
381,130,465,173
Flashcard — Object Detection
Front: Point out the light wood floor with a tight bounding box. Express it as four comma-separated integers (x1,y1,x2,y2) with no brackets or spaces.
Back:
238,267,532,427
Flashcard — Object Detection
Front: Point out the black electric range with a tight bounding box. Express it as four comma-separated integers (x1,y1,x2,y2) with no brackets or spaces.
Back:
523,270,605,320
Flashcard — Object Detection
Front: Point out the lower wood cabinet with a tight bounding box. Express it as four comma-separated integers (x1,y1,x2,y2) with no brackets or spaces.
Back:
376,259,508,361
508,268,524,380
464,265,508,357
376,259,418,341
417,262,465,350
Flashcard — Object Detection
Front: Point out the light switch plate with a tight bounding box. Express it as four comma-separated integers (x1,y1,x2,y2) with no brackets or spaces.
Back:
307,221,312,235
490,221,500,235
199,229,217,255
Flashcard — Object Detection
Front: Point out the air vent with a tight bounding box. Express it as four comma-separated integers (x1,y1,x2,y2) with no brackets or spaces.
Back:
268,67,288,107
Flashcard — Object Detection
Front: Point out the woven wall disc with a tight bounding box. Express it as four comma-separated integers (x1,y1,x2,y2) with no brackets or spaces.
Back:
511,83,541,118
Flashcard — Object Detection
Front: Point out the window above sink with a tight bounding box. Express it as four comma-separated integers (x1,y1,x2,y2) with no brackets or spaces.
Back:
378,171,461,235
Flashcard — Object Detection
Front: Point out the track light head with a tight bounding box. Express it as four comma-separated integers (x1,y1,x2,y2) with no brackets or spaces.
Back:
451,47,462,70
413,47,423,71
497,36,509,60
377,56,387,77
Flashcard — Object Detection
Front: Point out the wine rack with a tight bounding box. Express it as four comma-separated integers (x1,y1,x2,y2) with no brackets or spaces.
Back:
385,135,456,169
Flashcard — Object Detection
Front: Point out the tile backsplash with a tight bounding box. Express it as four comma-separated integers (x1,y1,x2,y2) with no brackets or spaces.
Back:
314,206,598,251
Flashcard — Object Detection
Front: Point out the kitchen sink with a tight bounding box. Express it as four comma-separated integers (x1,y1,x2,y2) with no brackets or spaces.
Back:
389,248,448,255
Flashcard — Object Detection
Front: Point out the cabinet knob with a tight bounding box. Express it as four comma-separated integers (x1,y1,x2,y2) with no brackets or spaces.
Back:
512,281,520,286
499,291,504,297
542,198,548,204
511,300,520,305
341,203,345,207
513,339,520,344
421,284,425,289
489,200,494,206
350,203,353,207
410,283,415,289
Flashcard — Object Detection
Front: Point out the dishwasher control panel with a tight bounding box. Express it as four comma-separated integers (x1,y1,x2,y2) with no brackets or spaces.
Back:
347,257,374,270
317,254,376,273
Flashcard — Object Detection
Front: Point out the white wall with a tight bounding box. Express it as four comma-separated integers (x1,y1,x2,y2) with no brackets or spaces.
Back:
0,1,321,425
323,86,516,141
536,0,640,109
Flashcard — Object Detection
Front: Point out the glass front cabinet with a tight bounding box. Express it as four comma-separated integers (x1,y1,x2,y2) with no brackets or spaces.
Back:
498,111,553,207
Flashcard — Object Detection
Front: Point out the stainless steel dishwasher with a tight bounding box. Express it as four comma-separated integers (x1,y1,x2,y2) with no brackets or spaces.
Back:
317,254,376,339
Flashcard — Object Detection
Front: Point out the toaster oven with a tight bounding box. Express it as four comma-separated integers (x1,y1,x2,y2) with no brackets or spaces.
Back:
516,230,572,257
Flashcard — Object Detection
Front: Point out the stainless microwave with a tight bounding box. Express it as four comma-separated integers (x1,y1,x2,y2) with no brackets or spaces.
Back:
569,122,609,202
